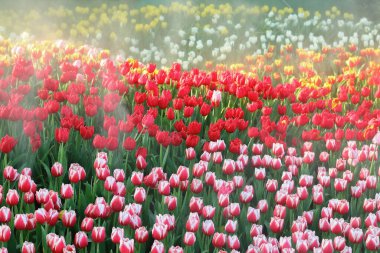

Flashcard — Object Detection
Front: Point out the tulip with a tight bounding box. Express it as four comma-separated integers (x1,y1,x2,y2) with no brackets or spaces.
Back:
183,232,196,246
365,234,379,251
227,235,240,250
0,225,11,242
18,175,33,192
51,162,63,177
296,239,308,253
74,232,88,249
47,209,59,226
6,189,19,206
185,147,196,160
0,135,17,154
269,217,284,233
348,228,363,244
62,210,76,228
168,246,183,253
333,236,346,251
3,166,19,182
63,245,75,253
60,184,74,199
152,223,168,240
164,196,177,211
225,219,238,234
272,142,285,157
135,226,149,243
104,176,116,192
0,207,11,223
22,241,35,253
151,240,165,253
92,226,106,243
120,238,134,253
35,208,47,224
111,227,124,244
212,232,226,248
134,187,146,203
254,168,266,180
202,220,215,236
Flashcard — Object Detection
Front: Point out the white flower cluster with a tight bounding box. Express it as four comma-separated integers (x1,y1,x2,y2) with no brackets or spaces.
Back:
4,10,380,69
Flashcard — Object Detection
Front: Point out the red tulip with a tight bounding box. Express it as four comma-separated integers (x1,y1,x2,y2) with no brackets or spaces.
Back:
0,225,11,242
152,223,168,240
120,238,134,253
48,234,66,253
158,180,170,196
365,234,379,251
47,209,59,226
227,235,240,250
55,128,70,143
6,189,19,206
177,166,189,181
150,240,165,253
0,207,11,223
51,162,63,177
348,228,363,244
34,208,47,224
135,226,149,243
285,194,300,209
80,217,94,232
68,163,86,183
182,148,195,163
212,232,226,248
60,184,74,199
272,143,285,157
168,246,183,253
333,236,346,251
189,197,203,213
265,179,278,192
111,227,124,244
92,226,106,243
295,239,308,253
134,187,146,203
3,166,19,182
269,217,284,233
183,232,196,246
62,210,76,228
0,135,17,153
225,219,238,233
185,213,200,232
331,218,344,236
22,241,35,253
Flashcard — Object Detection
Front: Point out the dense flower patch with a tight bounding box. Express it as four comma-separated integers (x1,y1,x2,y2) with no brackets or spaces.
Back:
0,2,380,253
0,37,379,252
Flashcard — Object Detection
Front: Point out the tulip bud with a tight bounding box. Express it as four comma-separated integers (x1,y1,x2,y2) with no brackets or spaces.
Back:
269,217,284,233
51,162,63,177
134,187,146,203
92,226,106,243
6,189,19,206
183,232,196,246
62,210,76,228
74,232,88,249
60,184,74,199
135,226,149,243
0,207,11,223
22,241,35,253
111,227,124,244
0,225,11,242
212,232,226,248
120,238,134,253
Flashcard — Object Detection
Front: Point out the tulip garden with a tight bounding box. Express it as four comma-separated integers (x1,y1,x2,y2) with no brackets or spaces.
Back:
1,1,380,253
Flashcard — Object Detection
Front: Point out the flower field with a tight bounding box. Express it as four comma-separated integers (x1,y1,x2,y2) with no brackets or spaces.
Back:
0,2,380,253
